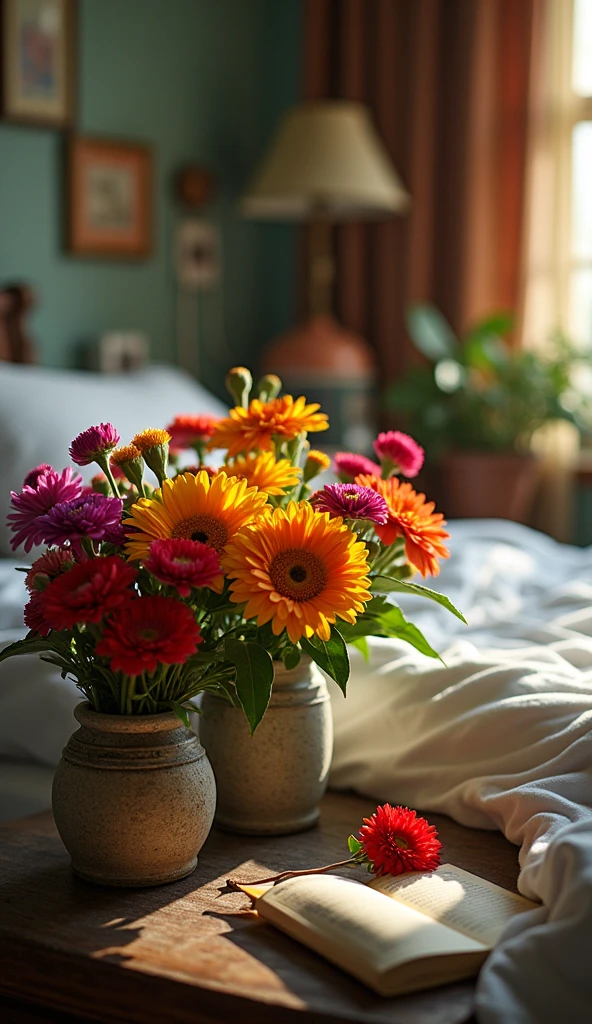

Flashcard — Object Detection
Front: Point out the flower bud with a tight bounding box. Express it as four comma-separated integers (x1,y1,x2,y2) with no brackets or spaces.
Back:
225,366,253,408
255,374,282,402
303,448,331,483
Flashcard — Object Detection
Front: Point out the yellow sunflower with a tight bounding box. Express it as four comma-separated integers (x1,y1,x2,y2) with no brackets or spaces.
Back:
222,501,371,644
124,470,268,562
219,452,301,496
209,395,329,457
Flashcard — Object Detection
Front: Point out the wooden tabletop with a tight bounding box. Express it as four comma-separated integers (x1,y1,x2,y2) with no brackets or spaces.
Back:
0,792,520,1024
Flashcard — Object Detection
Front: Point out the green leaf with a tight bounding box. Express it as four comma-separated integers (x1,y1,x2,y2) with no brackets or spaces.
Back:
0,635,57,664
167,702,192,728
371,576,467,623
406,304,459,362
224,638,274,735
348,835,362,855
300,627,350,695
350,637,370,661
282,646,301,671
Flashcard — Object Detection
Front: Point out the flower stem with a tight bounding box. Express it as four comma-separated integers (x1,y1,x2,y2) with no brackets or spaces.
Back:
227,857,358,889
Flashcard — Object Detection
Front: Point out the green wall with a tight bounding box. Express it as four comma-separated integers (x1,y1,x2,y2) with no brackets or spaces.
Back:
0,0,301,396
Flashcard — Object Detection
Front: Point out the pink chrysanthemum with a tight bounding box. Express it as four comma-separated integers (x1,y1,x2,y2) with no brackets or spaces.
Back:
373,431,425,478
25,548,75,592
23,591,51,636
69,423,120,467
23,464,52,489
310,483,389,524
8,467,83,553
37,494,123,556
333,452,382,483
145,538,222,597
357,804,442,877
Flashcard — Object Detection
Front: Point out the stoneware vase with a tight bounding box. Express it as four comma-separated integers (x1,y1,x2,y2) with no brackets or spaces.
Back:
199,655,333,835
52,703,217,887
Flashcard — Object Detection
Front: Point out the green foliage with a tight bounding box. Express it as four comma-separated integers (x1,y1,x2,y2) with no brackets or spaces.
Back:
387,304,591,458
224,638,274,735
300,627,350,694
371,577,467,623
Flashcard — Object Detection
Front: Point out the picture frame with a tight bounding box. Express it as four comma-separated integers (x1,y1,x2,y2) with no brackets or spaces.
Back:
0,0,76,128
67,136,152,259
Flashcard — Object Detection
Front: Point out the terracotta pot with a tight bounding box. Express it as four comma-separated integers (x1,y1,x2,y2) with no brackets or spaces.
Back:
199,656,333,836
442,450,540,522
52,703,216,887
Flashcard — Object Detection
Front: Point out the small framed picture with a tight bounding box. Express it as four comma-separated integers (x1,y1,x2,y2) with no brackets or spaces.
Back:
0,0,76,127
67,136,152,259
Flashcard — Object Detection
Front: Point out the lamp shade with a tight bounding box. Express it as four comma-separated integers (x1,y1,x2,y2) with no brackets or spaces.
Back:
240,101,410,221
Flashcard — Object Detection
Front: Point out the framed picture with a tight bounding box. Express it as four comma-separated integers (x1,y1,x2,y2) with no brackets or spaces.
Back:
68,137,152,259
0,0,76,127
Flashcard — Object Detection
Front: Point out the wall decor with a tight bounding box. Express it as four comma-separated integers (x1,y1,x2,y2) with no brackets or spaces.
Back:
68,137,152,259
0,0,76,127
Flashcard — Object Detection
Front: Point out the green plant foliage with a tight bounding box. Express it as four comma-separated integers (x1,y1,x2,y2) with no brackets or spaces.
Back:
300,627,350,694
224,639,274,735
386,304,591,459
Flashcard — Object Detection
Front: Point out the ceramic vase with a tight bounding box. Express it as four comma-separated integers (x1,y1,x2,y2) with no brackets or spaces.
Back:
52,703,216,887
199,655,333,835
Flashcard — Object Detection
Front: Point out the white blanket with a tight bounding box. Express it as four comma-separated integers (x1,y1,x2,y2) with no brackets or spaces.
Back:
330,519,592,1023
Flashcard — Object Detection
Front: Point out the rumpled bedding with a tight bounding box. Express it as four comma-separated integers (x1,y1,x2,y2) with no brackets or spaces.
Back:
330,519,592,1023
1,519,591,1020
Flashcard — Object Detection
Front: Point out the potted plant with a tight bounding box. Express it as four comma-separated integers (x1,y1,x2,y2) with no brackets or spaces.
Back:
0,367,463,876
386,305,589,522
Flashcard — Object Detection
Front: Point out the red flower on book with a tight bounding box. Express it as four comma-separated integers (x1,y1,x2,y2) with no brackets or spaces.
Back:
356,804,442,877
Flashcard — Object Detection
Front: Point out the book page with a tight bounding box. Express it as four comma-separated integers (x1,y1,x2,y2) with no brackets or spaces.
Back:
257,873,487,976
370,864,538,947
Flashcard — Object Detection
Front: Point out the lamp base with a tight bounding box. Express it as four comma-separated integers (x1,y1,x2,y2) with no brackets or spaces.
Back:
262,314,377,452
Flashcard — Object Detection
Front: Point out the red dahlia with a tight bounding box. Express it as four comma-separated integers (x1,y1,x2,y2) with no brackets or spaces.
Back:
145,538,222,596
42,556,137,630
95,595,202,675
357,804,442,876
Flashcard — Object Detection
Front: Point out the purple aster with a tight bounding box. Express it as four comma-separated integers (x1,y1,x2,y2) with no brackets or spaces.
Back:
310,483,389,524
333,452,382,482
8,467,83,553
23,463,53,488
69,423,120,467
37,494,124,557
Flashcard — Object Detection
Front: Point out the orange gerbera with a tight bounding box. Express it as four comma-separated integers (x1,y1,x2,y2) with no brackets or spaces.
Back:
209,395,329,457
124,470,267,565
356,474,450,578
223,501,371,644
218,452,301,496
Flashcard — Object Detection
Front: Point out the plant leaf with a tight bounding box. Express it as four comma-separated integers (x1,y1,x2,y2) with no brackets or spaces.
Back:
0,635,57,664
348,834,362,855
224,638,274,735
371,576,467,623
350,636,370,661
406,304,460,362
300,627,350,695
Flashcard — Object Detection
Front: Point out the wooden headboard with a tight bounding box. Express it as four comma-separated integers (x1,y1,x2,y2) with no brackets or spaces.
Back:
0,283,36,363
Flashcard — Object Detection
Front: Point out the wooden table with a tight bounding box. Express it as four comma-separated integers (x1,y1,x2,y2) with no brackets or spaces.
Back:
0,792,520,1024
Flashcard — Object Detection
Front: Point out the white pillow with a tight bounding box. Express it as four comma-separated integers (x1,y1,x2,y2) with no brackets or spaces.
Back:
0,363,226,556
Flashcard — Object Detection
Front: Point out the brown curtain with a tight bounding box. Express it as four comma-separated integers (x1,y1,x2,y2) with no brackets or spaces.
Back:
303,0,538,383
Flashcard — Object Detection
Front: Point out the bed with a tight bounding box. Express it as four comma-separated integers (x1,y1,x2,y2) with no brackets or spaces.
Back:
1,295,591,1022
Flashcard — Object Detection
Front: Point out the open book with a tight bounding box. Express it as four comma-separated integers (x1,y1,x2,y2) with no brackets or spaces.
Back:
246,864,538,997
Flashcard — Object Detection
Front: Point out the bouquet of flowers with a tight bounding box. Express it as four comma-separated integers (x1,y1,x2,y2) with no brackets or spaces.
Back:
0,367,463,733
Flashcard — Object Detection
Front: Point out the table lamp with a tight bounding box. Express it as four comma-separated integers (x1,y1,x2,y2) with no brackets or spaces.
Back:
240,101,410,451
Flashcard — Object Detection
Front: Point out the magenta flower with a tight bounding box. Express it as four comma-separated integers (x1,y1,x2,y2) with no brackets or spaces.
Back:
23,464,52,488
8,467,83,552
37,494,123,556
146,538,221,597
69,423,120,467
333,452,382,482
311,483,389,524
373,431,424,478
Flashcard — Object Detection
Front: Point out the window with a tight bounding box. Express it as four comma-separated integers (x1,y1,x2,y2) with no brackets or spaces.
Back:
522,0,592,351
